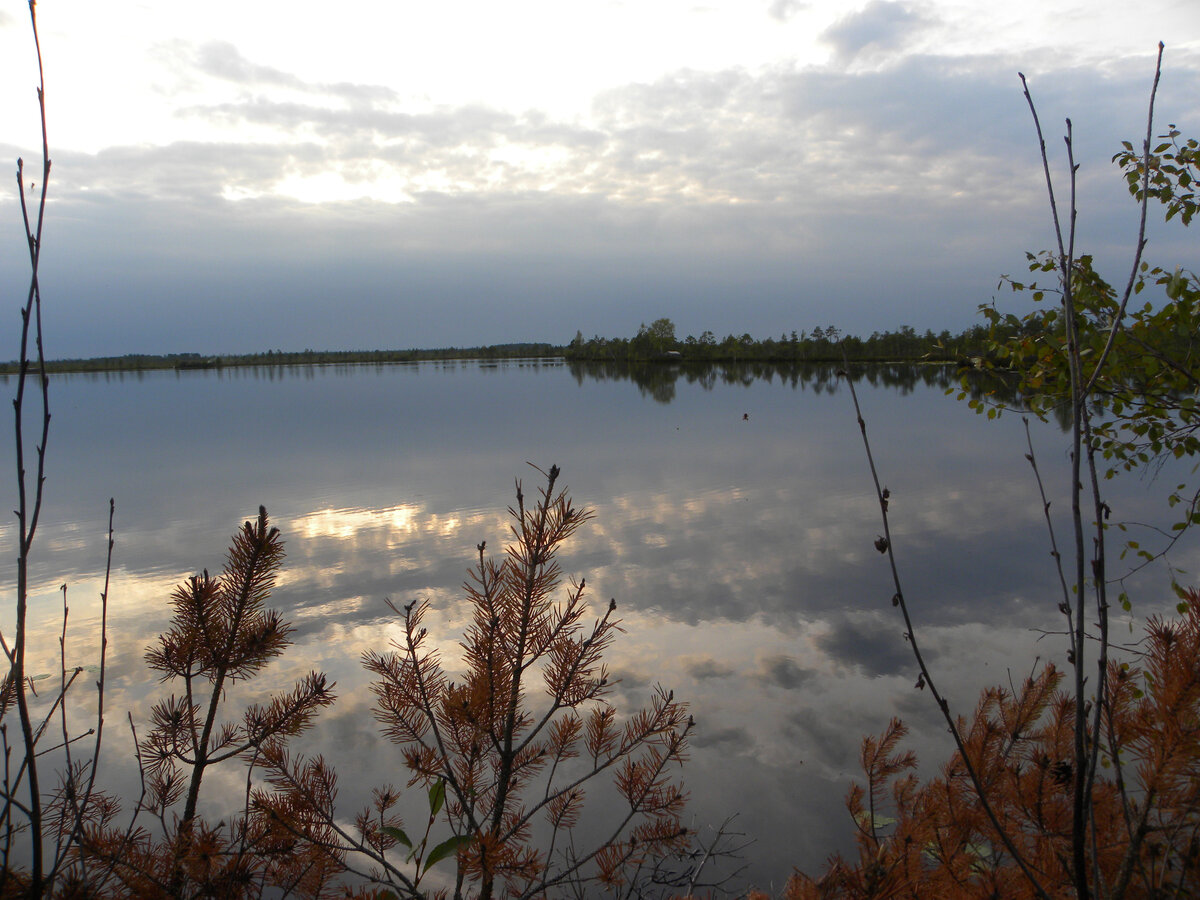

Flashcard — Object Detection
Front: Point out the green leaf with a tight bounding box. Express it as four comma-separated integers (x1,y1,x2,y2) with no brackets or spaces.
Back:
381,825,413,850
1167,267,1187,299
424,834,470,872
428,779,446,818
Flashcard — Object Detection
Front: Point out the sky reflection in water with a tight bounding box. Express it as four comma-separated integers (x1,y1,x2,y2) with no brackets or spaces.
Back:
1,360,1194,890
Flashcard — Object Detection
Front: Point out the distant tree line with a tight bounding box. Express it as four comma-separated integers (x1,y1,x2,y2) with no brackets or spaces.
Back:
565,317,1029,363
0,343,565,374
0,317,1041,375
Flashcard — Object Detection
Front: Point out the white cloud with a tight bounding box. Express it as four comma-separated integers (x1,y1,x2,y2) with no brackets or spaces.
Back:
190,40,307,89
821,1,933,64
767,0,807,23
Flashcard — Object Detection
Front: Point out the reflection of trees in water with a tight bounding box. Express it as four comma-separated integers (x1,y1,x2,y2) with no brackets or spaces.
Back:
567,359,1026,411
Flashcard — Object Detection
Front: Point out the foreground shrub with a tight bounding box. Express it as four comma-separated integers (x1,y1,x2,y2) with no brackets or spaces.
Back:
793,587,1200,900
360,464,692,899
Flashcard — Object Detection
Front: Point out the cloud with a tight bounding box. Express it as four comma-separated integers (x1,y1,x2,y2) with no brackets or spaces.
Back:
3,38,1192,359
754,653,814,690
783,706,862,769
64,42,1187,222
162,40,400,107
191,40,308,90
609,666,653,694
816,614,913,677
684,657,736,680
691,723,751,750
821,1,932,64
767,0,806,23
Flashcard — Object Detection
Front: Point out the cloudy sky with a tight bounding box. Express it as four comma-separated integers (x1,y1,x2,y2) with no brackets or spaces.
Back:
0,0,1197,357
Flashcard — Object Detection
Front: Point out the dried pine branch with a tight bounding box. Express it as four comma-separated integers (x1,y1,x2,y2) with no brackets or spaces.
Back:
365,465,692,900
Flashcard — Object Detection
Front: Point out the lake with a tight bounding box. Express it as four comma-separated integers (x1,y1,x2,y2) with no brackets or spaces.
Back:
1,359,1193,892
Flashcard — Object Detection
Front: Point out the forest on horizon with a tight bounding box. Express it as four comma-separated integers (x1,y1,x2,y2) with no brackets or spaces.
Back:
0,319,1024,374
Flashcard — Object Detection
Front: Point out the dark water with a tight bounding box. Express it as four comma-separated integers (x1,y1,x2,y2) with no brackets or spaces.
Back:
1,360,1191,890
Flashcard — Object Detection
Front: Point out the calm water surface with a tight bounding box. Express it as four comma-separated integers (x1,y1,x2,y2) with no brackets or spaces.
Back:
1,360,1192,890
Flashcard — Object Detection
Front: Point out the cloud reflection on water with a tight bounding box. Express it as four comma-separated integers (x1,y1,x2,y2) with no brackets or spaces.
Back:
3,360,1196,890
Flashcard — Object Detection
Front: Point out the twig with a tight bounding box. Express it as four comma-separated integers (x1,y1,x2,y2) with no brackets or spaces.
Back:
62,497,115,889
12,3,53,888
1083,43,1164,395
1022,71,1096,898
1023,421,1077,650
840,360,1053,900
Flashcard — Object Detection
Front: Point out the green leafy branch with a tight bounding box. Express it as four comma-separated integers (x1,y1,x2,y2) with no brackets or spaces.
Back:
380,778,472,887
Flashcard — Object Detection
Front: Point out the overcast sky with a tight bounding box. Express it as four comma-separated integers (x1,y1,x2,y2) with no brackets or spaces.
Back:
0,0,1197,357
